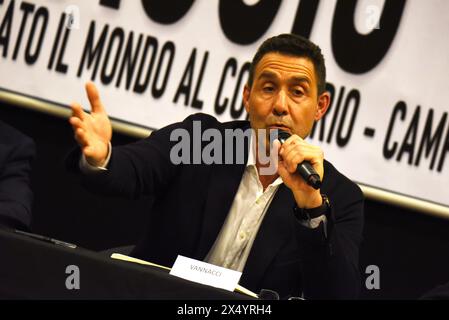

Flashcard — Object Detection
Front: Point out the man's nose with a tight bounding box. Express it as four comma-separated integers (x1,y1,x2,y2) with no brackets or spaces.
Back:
273,90,288,116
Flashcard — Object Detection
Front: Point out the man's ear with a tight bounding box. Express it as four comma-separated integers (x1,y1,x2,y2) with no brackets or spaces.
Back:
243,84,251,114
315,91,331,121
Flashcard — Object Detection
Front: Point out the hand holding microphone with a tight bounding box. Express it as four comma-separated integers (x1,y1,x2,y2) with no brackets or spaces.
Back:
277,130,322,190
274,129,324,209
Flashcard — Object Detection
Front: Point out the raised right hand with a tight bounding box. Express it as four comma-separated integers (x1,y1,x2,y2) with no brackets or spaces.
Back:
69,82,112,167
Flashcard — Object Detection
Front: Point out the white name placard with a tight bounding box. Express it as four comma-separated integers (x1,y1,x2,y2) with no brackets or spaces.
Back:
170,255,242,292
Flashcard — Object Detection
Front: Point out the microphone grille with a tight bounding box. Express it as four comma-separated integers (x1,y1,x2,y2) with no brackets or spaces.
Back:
277,130,290,144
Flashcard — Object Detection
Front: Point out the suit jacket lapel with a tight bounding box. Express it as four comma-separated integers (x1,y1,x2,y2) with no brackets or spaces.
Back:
239,184,295,291
194,121,251,259
194,162,247,260
196,168,246,259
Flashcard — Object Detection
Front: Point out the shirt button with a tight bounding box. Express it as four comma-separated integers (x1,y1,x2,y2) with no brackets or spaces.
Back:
239,231,246,240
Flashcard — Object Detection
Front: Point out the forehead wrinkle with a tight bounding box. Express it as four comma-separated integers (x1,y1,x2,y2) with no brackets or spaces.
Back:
255,55,315,84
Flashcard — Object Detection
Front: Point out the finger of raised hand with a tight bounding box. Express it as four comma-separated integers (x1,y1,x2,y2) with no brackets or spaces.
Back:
74,128,90,147
69,116,86,131
73,133,85,148
85,82,105,114
71,102,85,120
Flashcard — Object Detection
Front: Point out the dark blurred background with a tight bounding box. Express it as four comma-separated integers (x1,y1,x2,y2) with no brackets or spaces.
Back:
1,101,449,300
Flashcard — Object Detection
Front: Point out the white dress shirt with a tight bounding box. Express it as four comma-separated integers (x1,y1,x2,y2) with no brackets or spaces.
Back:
204,140,283,271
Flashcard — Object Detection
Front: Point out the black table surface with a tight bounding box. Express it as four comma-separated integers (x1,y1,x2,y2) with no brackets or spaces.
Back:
0,228,253,300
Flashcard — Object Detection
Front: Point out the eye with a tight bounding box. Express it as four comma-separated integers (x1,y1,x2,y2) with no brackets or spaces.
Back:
262,85,275,93
292,88,304,97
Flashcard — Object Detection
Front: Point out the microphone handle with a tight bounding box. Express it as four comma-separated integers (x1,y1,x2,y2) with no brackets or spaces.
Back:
297,161,321,190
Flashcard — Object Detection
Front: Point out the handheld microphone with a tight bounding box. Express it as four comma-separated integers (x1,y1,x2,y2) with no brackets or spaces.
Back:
277,130,322,190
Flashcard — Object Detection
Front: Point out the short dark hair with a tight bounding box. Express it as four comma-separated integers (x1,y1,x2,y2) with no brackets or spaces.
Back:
248,33,327,95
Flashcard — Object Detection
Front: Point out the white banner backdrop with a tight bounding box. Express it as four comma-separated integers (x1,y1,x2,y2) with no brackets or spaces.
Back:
1,0,448,207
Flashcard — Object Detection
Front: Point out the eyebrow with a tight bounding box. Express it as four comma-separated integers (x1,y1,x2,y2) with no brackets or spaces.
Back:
258,71,311,86
290,76,311,86
258,71,277,81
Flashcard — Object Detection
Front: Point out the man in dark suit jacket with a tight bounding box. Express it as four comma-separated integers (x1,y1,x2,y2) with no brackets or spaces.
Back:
0,120,35,230
67,34,364,299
